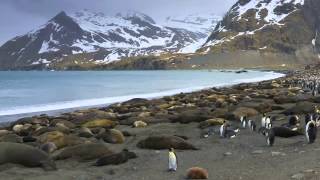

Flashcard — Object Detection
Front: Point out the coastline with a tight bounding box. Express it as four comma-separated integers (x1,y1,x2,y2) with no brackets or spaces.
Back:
2,68,320,180
0,70,284,124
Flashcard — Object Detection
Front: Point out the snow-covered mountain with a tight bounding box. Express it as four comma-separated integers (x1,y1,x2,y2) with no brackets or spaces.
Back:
164,13,221,53
192,0,320,68
201,0,320,54
0,10,220,70
164,13,221,34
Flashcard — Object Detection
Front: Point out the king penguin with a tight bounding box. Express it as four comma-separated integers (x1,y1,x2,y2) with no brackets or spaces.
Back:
168,148,177,171
306,120,317,144
265,128,275,146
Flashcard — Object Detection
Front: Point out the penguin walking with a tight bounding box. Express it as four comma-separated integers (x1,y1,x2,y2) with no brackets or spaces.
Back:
168,148,177,171
306,120,317,144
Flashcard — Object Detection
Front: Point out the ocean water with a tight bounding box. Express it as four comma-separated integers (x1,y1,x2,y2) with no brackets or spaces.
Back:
0,70,284,122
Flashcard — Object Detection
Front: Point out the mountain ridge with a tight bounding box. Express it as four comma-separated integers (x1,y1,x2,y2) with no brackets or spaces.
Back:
0,10,220,70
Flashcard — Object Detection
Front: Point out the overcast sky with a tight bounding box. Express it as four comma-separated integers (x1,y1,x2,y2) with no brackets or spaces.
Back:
0,0,237,45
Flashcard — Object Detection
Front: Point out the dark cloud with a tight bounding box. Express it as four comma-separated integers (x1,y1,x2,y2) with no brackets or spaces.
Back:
0,0,237,45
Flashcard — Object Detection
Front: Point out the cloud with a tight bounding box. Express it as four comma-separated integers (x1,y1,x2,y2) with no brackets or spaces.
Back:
0,0,237,45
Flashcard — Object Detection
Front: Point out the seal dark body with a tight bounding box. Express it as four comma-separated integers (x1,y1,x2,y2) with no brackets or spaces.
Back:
272,127,303,138
0,142,56,170
95,149,137,166
137,136,198,150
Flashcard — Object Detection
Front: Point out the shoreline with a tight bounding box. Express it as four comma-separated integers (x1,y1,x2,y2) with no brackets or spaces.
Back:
0,70,285,124
2,68,319,180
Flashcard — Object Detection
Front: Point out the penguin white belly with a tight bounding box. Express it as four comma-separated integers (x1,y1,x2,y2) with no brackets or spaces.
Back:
220,125,224,137
168,152,177,171
261,117,266,127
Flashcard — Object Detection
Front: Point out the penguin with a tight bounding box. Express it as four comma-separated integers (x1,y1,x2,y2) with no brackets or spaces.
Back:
305,114,312,125
248,120,256,131
240,116,247,129
306,120,317,144
289,115,299,126
220,121,238,138
261,113,267,128
265,116,272,129
265,128,275,147
168,148,177,172
220,122,227,138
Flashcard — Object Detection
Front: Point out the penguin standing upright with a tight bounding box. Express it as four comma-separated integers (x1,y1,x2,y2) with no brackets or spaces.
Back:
168,148,177,171
241,116,247,129
220,121,227,138
265,116,272,129
265,128,275,146
261,113,267,128
305,114,312,125
306,120,317,144
248,120,256,131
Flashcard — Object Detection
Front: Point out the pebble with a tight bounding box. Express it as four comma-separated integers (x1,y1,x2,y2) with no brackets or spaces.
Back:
271,151,286,156
224,152,232,156
252,150,264,154
291,173,304,179
303,169,315,173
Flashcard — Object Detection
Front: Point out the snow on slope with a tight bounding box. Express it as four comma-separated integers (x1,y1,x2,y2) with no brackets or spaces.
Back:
204,0,305,47
164,13,221,34
0,9,222,67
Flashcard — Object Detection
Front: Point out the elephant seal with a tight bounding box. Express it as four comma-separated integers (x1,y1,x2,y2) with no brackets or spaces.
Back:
137,136,198,150
96,129,125,144
95,149,137,166
186,167,209,179
0,142,56,170
272,127,303,138
54,143,114,161
199,118,225,129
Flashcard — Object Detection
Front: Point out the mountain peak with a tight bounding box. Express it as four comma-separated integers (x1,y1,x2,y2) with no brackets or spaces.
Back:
116,11,156,24
50,11,68,22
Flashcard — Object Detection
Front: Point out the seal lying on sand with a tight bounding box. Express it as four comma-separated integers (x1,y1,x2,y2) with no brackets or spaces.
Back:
137,136,198,150
272,127,303,138
54,143,114,161
95,149,137,166
0,142,56,170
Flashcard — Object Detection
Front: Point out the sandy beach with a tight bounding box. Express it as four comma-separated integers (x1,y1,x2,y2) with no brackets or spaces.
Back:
1,69,320,180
